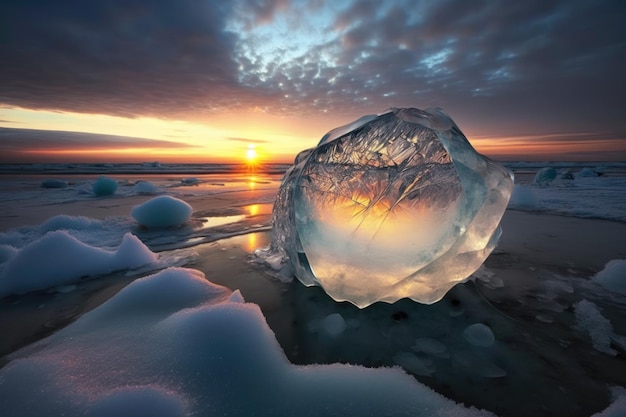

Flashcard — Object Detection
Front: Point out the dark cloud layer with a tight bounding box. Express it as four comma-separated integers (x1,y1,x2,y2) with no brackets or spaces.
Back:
1,0,625,139
0,127,198,152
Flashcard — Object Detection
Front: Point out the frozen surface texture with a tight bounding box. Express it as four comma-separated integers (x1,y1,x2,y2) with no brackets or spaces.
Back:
270,108,513,307
0,267,496,417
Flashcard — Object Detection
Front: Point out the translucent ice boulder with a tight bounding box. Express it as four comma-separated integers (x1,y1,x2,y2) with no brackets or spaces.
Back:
269,108,514,307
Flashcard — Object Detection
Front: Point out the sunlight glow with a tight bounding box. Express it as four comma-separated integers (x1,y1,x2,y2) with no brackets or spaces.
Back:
0,107,326,163
247,204,260,216
246,145,257,161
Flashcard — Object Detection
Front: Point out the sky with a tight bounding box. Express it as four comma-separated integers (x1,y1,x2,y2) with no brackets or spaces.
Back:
0,0,625,163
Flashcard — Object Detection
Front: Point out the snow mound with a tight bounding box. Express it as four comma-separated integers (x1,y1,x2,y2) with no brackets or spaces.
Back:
593,260,626,295
132,196,193,228
0,267,496,417
0,231,157,297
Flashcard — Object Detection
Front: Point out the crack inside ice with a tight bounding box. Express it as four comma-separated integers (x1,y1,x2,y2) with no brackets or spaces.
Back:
268,107,514,308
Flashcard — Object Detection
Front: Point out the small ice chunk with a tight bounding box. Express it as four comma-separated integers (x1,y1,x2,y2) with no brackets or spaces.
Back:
228,289,245,303
322,313,347,336
181,177,200,185
131,196,193,228
464,323,495,347
533,167,557,185
593,259,626,295
578,167,599,177
41,179,68,188
574,299,617,355
132,181,160,195
92,176,118,196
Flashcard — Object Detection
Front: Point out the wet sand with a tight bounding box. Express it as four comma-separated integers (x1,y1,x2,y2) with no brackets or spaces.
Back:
3,197,626,359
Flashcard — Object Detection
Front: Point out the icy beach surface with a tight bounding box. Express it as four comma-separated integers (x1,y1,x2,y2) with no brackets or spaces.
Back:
270,108,513,307
507,162,626,222
0,165,625,416
0,268,496,417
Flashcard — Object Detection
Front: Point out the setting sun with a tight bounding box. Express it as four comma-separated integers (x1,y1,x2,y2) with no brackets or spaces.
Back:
246,145,257,161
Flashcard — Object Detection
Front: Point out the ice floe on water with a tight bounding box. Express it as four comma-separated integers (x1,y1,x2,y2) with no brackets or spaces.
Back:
0,267,497,417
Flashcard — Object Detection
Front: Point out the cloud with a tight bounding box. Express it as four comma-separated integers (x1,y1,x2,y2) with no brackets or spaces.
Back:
226,137,270,144
0,0,250,118
0,0,625,139
0,127,198,152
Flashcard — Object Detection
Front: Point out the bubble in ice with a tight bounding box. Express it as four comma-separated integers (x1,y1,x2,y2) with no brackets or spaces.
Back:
269,107,514,308
322,313,347,336
413,337,448,355
463,323,495,347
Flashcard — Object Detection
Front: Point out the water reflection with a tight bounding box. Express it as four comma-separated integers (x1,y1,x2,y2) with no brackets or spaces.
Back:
244,203,274,217
198,215,246,230
245,232,257,252
247,204,260,216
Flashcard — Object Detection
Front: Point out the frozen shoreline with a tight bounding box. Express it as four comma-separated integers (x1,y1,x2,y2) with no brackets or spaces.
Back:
1,171,625,416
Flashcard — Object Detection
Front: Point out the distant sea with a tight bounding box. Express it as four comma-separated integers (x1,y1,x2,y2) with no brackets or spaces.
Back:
0,162,292,175
1,160,625,222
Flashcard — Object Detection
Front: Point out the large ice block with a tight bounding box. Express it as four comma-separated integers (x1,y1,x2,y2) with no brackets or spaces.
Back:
270,108,514,307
